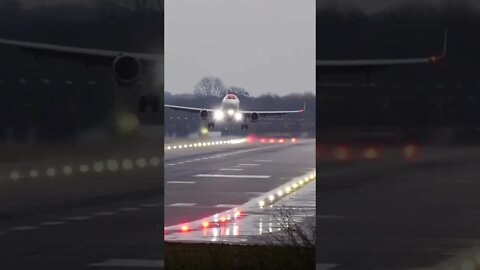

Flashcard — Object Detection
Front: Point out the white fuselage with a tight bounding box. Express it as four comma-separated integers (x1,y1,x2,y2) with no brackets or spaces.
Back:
213,94,242,122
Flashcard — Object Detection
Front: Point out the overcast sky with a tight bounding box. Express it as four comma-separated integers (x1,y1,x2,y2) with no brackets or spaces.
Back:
165,0,315,96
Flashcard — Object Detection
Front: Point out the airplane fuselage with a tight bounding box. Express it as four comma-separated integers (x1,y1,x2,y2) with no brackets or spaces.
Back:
218,94,241,122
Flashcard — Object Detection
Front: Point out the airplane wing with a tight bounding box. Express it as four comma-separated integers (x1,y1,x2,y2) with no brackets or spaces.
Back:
164,104,214,113
240,103,305,117
317,30,447,73
0,38,162,64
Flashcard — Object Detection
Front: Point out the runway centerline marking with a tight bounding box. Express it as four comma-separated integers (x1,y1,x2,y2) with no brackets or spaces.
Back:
237,163,260,166
215,204,239,208
193,174,270,179
219,168,243,171
10,226,38,231
167,181,196,184
89,259,164,268
169,203,197,207
254,160,273,162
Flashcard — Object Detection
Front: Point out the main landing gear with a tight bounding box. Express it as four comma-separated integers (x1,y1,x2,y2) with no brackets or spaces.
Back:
208,122,215,129
241,124,249,130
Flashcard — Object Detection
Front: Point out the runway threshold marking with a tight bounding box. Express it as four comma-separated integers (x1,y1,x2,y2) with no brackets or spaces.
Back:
167,181,196,184
219,168,243,171
193,174,270,179
169,203,197,207
89,259,164,268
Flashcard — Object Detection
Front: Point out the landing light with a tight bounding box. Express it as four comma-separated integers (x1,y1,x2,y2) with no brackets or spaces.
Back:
234,112,243,121
227,109,235,116
214,110,224,120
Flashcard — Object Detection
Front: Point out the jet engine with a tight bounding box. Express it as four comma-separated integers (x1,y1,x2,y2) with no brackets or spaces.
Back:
112,54,141,85
200,110,209,120
250,112,259,122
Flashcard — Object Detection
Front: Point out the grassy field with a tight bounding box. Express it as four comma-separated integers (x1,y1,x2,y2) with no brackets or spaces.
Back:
165,242,315,270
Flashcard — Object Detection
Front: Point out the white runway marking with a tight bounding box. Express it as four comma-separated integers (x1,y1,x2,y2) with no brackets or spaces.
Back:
169,203,197,207
10,226,38,231
39,221,66,226
89,259,164,268
167,181,196,184
255,160,273,162
237,163,260,166
193,174,270,179
215,204,239,208
219,168,243,171
316,263,338,270
67,216,92,221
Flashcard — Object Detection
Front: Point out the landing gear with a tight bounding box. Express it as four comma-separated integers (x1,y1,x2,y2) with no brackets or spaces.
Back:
241,124,249,130
208,122,215,129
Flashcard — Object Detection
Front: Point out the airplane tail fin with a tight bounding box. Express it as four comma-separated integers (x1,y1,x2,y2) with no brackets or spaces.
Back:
300,102,306,112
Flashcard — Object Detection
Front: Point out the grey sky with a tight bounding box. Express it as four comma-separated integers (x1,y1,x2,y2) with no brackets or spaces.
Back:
165,0,315,96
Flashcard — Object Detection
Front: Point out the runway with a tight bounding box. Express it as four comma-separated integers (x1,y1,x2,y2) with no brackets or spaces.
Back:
164,137,316,242
316,145,480,270
0,141,164,270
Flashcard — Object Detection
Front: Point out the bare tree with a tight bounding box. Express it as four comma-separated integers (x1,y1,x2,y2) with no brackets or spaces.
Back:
193,76,226,97
227,86,250,98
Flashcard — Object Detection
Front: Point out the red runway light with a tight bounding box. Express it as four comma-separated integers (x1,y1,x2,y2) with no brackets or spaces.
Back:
220,216,227,223
291,138,297,143
278,138,285,143
260,138,266,143
269,138,275,144
181,225,189,232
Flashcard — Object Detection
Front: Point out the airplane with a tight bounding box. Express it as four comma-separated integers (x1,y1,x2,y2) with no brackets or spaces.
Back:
0,30,446,134
0,38,163,136
165,93,305,130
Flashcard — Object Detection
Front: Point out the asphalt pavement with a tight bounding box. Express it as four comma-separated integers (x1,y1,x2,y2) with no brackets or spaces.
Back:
316,145,480,270
0,141,164,270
